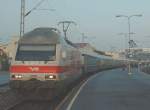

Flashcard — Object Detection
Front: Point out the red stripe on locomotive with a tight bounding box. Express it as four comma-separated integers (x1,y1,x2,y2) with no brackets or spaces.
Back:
10,65,66,73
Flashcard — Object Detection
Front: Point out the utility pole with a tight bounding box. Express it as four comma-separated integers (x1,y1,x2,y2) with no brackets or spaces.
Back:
20,0,25,37
20,0,53,38
58,21,76,40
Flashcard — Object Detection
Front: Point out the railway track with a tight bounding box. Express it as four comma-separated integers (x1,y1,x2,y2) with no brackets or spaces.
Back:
0,87,65,110
0,89,59,110
6,88,74,110
3,80,82,110
0,71,108,110
7,100,53,110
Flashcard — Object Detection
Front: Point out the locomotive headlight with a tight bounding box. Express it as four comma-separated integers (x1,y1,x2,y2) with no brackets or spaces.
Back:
45,75,56,79
18,75,22,78
15,75,19,78
49,75,54,79
14,75,22,79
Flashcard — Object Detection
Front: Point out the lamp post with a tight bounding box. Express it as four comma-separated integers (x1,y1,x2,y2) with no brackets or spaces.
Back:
116,14,142,74
118,32,135,49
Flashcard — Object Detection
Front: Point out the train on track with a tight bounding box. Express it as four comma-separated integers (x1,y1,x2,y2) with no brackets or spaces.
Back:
9,27,124,90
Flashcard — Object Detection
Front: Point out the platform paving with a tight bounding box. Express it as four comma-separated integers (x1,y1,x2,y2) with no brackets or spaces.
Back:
67,68,150,110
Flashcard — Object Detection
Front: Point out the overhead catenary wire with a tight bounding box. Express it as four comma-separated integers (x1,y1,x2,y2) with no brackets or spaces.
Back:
25,0,47,16
20,0,50,37
58,21,77,39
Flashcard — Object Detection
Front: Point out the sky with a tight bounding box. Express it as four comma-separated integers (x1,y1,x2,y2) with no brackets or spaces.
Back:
0,0,150,51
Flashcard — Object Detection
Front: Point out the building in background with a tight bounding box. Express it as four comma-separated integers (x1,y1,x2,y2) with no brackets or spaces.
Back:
119,48,150,61
0,36,19,70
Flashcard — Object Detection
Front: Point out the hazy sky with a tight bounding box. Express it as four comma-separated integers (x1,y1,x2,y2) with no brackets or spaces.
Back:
0,0,150,50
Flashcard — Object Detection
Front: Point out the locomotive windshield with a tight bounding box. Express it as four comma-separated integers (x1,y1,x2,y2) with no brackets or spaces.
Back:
15,44,56,61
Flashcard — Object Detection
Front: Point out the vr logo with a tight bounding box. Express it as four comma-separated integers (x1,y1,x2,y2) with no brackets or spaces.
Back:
29,67,39,72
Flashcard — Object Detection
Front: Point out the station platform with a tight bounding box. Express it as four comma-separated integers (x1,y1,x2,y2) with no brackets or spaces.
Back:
65,68,150,110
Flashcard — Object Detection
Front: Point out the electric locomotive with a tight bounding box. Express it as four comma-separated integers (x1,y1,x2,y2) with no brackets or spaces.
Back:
10,28,82,89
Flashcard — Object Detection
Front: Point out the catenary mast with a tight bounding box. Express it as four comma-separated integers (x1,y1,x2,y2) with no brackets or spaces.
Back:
20,0,25,37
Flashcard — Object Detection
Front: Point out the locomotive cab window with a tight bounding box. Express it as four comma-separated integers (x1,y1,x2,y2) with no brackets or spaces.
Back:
15,44,56,61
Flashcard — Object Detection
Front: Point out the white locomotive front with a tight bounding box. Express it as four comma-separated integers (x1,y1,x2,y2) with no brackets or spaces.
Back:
10,28,82,89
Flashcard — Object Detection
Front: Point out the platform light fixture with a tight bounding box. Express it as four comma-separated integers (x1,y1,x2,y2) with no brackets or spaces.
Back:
116,14,142,74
